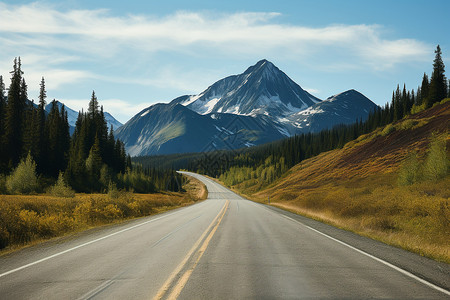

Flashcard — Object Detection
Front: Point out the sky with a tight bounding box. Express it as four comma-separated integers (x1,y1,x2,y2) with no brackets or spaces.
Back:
0,0,449,123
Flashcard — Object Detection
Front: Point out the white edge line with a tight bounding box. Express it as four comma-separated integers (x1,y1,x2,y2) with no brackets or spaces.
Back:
0,210,181,279
281,215,450,296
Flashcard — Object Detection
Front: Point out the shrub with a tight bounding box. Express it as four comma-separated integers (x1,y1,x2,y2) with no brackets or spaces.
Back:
107,181,120,199
400,119,418,131
410,103,426,115
398,152,421,186
48,172,75,198
381,124,396,136
6,153,39,194
101,204,122,220
423,133,449,181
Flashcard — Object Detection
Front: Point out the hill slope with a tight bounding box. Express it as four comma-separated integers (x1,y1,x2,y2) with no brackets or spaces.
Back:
232,100,450,262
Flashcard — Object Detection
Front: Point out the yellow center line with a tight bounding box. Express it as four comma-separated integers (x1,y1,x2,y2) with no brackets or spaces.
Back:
153,200,230,300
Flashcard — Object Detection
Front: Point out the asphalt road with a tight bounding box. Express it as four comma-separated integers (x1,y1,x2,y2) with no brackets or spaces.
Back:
0,171,449,299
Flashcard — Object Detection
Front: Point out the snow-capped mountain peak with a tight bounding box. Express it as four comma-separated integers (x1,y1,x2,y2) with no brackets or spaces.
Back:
173,59,321,118
117,61,378,157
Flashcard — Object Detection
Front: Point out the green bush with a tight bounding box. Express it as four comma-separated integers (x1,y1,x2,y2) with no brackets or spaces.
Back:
410,103,426,115
48,172,75,198
6,153,39,194
423,133,449,181
398,152,421,186
381,124,396,136
107,181,120,199
400,119,418,131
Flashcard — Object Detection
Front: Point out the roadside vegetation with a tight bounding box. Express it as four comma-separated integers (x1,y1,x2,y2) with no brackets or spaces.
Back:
0,175,206,253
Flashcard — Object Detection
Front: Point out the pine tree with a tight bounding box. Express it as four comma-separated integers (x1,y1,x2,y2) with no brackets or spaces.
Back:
5,58,26,168
0,75,6,172
420,73,429,106
85,134,103,191
46,100,69,177
35,77,48,174
88,91,99,118
393,85,402,121
428,45,447,107
22,99,37,159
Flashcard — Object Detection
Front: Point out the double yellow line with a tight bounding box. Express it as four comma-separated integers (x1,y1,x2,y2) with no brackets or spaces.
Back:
153,200,230,300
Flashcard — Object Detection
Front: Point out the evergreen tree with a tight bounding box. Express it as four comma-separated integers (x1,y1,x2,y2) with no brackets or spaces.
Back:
46,100,69,177
420,73,429,106
393,85,402,121
85,134,103,191
0,76,6,172
35,77,48,174
5,58,26,168
22,99,37,159
428,45,447,107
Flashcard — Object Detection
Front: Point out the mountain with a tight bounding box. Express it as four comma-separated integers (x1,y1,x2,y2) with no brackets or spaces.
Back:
115,102,285,156
282,89,378,134
45,101,123,134
117,60,378,156
172,59,320,117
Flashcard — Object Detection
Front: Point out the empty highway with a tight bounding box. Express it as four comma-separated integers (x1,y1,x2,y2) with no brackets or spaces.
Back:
0,171,449,299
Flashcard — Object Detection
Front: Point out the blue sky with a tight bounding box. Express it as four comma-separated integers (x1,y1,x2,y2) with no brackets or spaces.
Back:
1,0,449,123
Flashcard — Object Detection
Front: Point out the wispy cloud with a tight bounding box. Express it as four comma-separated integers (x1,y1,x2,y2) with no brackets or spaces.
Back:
0,2,432,121
0,3,430,66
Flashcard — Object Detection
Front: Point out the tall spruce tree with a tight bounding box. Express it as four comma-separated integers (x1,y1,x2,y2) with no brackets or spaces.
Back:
5,58,26,168
0,75,6,172
46,100,70,177
35,77,48,174
420,73,429,106
428,45,447,107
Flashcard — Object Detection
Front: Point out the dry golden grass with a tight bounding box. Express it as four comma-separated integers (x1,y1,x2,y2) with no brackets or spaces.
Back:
256,175,449,263
0,176,202,253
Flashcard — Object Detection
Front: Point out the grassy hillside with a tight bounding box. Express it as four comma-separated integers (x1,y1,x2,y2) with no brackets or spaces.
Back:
230,100,450,262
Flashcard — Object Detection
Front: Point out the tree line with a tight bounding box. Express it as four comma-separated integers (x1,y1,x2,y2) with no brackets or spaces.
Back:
0,58,181,194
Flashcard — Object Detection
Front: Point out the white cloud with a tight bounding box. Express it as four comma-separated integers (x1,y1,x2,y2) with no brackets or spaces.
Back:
0,3,430,69
0,2,433,120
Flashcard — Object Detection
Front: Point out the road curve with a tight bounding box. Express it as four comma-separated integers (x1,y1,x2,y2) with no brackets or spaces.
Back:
0,171,448,299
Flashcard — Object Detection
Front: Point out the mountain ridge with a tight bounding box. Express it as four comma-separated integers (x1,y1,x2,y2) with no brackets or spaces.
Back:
117,59,378,156
172,59,321,117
